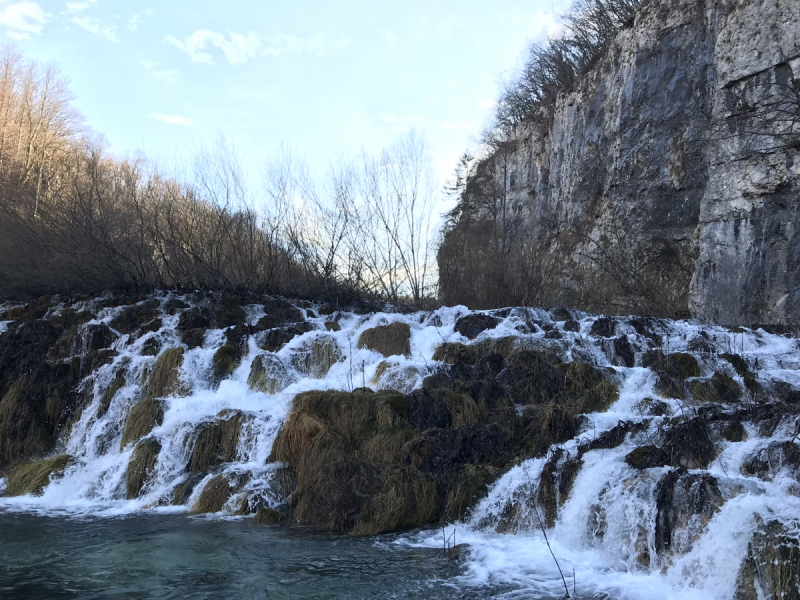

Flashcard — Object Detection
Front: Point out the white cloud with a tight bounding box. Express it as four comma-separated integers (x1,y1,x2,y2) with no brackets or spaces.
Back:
71,16,117,41
442,121,473,130
148,113,195,127
0,2,48,38
139,59,179,83
127,13,139,31
262,33,351,58
478,99,497,110
64,0,95,13
166,30,261,65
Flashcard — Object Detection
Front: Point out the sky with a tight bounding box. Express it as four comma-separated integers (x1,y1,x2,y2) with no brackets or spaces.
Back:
0,0,570,188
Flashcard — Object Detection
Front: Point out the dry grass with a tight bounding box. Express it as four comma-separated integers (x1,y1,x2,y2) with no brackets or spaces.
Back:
358,322,411,358
144,347,185,401
188,412,245,471
120,398,164,449
126,437,160,499
6,455,73,496
98,370,126,418
191,474,233,513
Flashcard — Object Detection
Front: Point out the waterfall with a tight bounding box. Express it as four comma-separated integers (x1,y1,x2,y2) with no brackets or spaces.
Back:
1,294,798,598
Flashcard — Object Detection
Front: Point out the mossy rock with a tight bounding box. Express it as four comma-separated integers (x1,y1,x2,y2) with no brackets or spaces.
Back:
351,466,437,536
734,519,800,600
120,398,165,449
177,309,211,348
212,344,239,383
109,300,160,335
290,335,342,378
6,455,73,496
433,337,519,366
453,314,500,340
563,320,581,332
254,507,284,525
590,317,616,337
98,370,126,418
165,298,190,315
171,473,205,506
211,297,248,329
635,397,670,416
144,347,184,401
324,321,341,332
358,322,411,358
260,322,316,352
720,353,761,395
444,464,496,522
82,349,118,377
740,441,800,481
191,475,233,513
126,437,161,499
248,354,293,394
690,372,742,404
625,445,666,470
188,412,245,471
255,300,304,330
141,337,161,357
643,351,700,380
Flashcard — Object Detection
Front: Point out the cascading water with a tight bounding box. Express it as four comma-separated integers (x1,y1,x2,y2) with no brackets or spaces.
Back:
0,293,798,599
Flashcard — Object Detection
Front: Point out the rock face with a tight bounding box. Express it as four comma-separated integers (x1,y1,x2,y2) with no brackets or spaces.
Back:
438,0,800,326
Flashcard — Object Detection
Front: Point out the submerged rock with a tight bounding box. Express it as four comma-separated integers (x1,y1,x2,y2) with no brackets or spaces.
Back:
254,507,284,524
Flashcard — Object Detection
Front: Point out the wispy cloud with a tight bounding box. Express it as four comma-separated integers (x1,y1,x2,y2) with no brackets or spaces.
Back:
64,0,95,13
71,16,117,41
127,13,139,31
0,2,48,40
147,113,195,127
139,59,180,83
166,30,261,65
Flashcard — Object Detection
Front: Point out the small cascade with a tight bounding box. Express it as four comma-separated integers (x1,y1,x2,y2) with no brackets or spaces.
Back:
1,295,799,598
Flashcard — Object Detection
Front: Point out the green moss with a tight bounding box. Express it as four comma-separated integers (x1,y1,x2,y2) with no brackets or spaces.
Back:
444,464,495,522
126,438,161,499
351,466,437,536
6,455,73,496
689,372,742,404
254,507,284,525
188,412,244,471
358,323,411,358
212,344,239,383
98,370,126,418
144,347,185,401
247,354,292,394
191,475,233,513
6,306,25,320
212,298,247,328
120,398,165,449
109,300,160,335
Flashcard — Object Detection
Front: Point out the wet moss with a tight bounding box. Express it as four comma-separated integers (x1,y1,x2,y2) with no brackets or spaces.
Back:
325,321,341,332
126,437,161,499
144,347,184,401
191,475,233,514
120,398,165,449
254,507,284,524
690,372,742,404
109,300,160,335
98,370,126,418
433,337,519,366
212,344,239,383
247,354,293,394
188,412,245,471
444,464,496,522
454,314,500,340
290,335,342,378
6,455,73,496
358,322,411,358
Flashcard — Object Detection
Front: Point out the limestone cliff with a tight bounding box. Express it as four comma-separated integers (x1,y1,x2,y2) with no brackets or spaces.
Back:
438,0,800,327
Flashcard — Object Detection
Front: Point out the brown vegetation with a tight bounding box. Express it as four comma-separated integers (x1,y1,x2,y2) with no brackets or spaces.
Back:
357,322,411,358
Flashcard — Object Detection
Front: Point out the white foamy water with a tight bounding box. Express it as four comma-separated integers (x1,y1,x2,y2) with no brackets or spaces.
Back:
1,296,799,598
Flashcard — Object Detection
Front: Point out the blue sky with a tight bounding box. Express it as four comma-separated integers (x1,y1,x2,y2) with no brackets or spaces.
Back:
0,0,569,184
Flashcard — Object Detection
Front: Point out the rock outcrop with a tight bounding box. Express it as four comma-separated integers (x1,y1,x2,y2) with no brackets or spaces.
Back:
438,0,800,327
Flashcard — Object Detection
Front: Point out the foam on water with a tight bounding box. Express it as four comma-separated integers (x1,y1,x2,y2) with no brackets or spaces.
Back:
1,296,799,598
